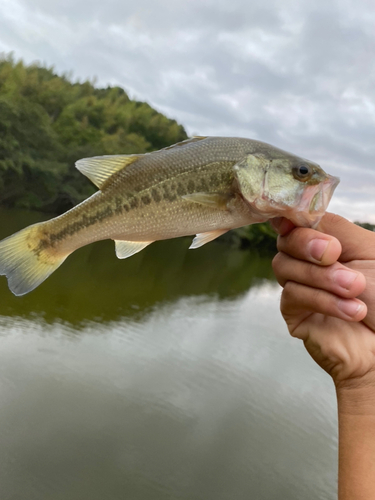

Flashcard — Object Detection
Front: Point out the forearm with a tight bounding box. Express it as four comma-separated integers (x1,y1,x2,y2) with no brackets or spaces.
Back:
337,386,375,500
271,215,375,497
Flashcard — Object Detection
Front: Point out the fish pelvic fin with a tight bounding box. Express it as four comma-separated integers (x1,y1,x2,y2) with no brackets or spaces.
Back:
0,223,69,296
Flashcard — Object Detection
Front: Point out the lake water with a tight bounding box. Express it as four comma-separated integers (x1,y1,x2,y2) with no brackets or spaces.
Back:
0,210,337,500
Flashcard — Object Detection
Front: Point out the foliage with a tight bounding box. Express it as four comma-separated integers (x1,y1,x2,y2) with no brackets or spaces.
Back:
0,55,282,250
0,54,187,212
355,221,375,232
232,222,277,252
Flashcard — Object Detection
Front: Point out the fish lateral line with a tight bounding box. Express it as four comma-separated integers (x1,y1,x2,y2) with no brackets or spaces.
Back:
0,136,340,295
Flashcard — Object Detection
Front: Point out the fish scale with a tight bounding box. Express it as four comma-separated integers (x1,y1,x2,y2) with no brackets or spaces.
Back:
0,136,339,295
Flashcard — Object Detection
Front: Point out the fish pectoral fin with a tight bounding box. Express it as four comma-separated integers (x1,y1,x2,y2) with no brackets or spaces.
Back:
182,192,231,210
189,230,228,249
114,240,154,259
76,155,141,189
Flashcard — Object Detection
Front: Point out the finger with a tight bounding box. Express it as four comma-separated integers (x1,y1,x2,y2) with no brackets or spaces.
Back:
280,281,368,332
272,253,366,298
317,213,375,261
270,217,296,236
277,227,342,266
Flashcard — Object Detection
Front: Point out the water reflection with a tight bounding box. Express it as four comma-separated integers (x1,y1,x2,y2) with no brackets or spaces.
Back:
0,289,337,500
0,210,338,500
0,209,275,323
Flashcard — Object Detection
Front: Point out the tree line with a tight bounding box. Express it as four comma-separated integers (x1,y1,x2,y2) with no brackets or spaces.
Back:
0,55,187,213
6,56,372,249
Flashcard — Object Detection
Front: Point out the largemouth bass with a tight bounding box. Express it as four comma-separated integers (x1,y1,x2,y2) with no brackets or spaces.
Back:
0,136,339,296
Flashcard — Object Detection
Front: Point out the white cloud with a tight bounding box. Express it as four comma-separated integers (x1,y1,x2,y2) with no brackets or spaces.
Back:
0,0,374,220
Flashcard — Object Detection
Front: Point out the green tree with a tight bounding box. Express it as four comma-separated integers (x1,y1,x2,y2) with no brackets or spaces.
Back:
0,55,187,213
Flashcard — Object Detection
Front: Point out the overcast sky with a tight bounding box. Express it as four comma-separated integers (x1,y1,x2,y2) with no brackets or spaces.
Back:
1,0,374,221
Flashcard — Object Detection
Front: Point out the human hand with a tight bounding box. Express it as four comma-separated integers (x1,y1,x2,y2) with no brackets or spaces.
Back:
271,213,375,392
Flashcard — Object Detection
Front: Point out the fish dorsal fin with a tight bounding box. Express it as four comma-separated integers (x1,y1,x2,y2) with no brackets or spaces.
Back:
156,136,208,152
75,155,140,189
75,137,208,189
114,240,154,259
75,138,208,189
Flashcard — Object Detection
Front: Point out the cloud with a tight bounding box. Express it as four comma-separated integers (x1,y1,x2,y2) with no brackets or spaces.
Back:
0,0,374,220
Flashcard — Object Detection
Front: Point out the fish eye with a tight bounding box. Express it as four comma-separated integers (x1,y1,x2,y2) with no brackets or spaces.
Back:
293,164,312,182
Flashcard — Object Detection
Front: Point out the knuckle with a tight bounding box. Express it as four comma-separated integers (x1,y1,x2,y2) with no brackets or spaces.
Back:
319,342,338,362
327,213,344,226
289,326,301,339
282,280,296,300
310,286,322,304
272,252,283,271
272,252,290,286
305,262,318,282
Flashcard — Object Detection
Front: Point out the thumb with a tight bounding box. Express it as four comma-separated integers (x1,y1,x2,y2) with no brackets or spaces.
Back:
317,213,375,262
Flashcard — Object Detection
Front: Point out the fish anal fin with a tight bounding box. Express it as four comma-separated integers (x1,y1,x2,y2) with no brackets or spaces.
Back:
114,240,154,259
76,155,140,189
182,192,231,210
189,229,228,249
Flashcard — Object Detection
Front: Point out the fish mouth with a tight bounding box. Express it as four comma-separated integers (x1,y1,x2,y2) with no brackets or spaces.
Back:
291,174,340,228
309,175,340,214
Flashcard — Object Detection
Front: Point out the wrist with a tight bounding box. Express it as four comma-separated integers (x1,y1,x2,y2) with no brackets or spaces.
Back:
336,382,375,500
336,378,375,416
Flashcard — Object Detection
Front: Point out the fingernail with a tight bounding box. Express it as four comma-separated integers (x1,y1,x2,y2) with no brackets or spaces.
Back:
338,299,363,317
307,239,329,262
270,218,282,232
333,269,358,290
270,218,294,235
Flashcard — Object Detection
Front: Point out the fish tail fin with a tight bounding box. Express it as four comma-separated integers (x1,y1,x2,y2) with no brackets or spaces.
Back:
0,222,69,296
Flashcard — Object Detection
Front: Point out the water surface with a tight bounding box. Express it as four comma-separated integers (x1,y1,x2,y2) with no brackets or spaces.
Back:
0,209,337,500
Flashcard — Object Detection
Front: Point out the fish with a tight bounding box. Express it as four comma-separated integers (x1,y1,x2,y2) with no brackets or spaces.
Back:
0,136,339,296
